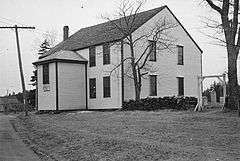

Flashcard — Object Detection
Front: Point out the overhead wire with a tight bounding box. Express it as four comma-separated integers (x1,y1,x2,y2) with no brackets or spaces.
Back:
0,16,61,39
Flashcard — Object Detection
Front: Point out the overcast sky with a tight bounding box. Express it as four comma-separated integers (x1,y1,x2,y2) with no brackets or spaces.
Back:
0,0,239,96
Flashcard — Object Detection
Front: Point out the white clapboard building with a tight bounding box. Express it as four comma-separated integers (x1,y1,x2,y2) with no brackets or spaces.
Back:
33,6,202,111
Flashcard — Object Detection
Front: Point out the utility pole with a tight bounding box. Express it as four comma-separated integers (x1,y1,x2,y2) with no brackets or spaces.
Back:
0,25,35,116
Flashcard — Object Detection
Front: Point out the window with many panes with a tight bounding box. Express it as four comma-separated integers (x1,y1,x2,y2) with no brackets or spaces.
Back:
149,75,157,96
177,45,184,65
103,43,110,65
177,77,184,96
89,78,96,98
42,64,49,84
149,40,157,61
103,76,111,98
89,46,96,67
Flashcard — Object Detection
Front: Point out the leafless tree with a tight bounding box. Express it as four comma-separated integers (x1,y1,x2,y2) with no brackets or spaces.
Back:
32,29,58,53
201,0,240,112
104,1,177,101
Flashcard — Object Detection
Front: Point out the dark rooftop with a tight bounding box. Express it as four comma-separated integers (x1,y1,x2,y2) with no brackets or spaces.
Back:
40,6,167,58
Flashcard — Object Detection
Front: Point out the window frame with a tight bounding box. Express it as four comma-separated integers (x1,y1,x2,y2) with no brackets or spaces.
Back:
103,43,110,65
103,76,111,98
89,46,96,67
42,64,49,84
177,77,184,96
149,75,157,96
177,45,184,65
89,78,96,99
149,40,157,62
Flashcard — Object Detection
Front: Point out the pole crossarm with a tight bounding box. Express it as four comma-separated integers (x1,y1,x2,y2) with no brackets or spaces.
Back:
0,26,35,29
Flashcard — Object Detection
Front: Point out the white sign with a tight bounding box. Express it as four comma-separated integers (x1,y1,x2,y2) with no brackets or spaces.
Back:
43,85,50,92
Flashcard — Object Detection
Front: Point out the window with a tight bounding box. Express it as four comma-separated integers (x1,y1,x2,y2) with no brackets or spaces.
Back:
177,45,184,65
149,75,157,96
177,77,184,96
89,46,96,67
103,76,111,98
42,64,49,84
89,78,96,98
103,43,110,65
149,40,156,61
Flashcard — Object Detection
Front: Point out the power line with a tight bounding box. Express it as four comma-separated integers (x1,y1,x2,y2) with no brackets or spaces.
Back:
0,16,61,38
0,16,25,26
0,20,12,26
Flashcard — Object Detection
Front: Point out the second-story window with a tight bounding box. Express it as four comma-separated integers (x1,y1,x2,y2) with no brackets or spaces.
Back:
103,43,110,65
149,40,157,61
89,46,96,67
177,45,184,65
42,64,49,84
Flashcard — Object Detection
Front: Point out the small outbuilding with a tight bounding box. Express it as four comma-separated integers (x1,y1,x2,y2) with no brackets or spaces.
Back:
33,50,88,111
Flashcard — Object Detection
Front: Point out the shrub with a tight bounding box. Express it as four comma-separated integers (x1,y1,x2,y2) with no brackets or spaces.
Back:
122,96,197,111
4,103,35,113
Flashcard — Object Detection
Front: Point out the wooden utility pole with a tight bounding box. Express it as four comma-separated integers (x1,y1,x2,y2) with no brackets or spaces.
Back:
0,25,35,116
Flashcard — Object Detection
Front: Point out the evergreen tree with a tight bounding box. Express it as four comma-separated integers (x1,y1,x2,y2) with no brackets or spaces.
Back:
37,39,51,56
30,70,37,86
31,39,52,87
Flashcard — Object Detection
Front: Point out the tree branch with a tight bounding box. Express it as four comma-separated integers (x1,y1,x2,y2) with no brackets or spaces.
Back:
205,0,223,14
109,57,132,76
231,0,239,39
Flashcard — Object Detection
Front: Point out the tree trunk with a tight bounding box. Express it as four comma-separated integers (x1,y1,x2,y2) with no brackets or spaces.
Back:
131,57,141,101
135,83,141,101
129,35,142,101
226,49,239,110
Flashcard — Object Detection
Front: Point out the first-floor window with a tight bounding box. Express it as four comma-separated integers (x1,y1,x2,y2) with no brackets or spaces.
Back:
89,78,96,98
103,76,111,98
149,75,157,96
177,77,184,96
42,64,49,84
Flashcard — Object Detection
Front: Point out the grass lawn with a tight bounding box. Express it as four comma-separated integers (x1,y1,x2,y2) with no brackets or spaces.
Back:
12,109,240,161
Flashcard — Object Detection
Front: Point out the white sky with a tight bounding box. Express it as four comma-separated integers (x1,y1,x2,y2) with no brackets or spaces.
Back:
0,0,239,96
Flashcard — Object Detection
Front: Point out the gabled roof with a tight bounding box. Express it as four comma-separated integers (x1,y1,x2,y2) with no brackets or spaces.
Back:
39,5,166,58
33,50,87,65
39,5,202,59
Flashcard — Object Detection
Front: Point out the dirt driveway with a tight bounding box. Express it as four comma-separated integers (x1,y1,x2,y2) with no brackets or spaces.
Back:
0,113,41,161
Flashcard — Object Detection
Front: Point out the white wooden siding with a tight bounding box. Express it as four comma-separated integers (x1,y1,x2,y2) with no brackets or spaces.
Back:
123,7,202,100
58,62,86,110
77,44,122,109
37,63,56,110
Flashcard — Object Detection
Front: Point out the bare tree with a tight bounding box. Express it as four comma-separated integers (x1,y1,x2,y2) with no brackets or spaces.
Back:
104,1,177,101
32,29,58,53
202,0,240,111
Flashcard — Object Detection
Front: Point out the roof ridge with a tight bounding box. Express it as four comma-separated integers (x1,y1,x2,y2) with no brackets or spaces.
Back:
67,5,167,39
39,5,167,59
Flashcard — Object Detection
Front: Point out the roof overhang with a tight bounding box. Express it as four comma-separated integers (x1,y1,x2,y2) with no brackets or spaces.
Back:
33,58,88,66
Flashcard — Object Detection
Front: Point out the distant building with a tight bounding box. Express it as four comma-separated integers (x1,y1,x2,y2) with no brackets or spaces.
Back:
33,6,202,111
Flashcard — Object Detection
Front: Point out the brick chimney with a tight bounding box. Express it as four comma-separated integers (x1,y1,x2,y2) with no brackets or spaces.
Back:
63,26,69,41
